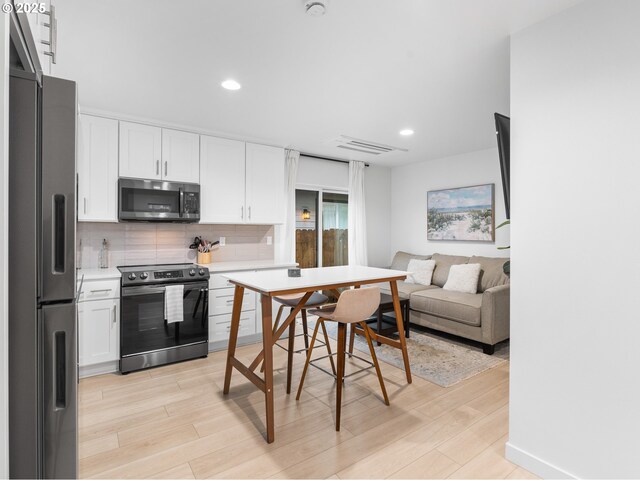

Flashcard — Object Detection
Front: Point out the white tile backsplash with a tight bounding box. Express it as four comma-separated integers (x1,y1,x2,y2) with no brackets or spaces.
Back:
77,223,275,269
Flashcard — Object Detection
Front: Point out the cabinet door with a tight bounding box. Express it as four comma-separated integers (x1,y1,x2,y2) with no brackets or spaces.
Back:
200,136,246,223
78,299,119,366
245,143,285,224
119,121,162,180
161,128,200,183
78,115,119,222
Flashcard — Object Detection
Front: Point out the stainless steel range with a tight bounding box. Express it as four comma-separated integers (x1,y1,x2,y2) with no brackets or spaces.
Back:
118,264,210,373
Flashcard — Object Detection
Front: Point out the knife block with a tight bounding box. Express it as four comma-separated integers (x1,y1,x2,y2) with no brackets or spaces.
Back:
197,252,212,264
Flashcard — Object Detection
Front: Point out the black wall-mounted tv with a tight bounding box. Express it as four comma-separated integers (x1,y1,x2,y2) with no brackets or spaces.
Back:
494,113,510,219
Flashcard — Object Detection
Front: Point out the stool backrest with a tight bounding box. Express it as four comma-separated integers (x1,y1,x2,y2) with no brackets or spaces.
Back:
331,287,381,324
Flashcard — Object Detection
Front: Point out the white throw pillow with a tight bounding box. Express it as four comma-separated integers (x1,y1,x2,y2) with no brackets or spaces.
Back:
443,263,482,294
405,259,436,286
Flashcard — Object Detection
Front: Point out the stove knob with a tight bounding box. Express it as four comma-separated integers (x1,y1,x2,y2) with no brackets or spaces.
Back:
198,269,205,276
189,269,196,276
128,273,137,280
140,272,149,280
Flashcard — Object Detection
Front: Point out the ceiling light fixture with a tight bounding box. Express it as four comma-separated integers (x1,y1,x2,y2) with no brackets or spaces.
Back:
399,129,414,136
221,79,241,91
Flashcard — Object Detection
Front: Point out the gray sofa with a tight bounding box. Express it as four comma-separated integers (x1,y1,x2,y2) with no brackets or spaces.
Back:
381,251,510,354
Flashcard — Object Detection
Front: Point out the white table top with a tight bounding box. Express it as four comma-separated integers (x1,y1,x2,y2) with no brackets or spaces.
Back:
224,265,407,295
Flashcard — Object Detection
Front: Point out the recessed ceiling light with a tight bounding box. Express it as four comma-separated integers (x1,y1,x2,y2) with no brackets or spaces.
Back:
399,129,414,136
221,79,241,91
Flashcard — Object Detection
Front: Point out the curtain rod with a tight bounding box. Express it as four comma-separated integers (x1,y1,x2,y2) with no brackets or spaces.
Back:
300,152,370,167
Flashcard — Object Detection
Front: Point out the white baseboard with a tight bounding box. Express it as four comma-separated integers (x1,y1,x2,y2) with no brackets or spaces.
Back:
80,361,119,378
505,441,576,479
208,334,261,353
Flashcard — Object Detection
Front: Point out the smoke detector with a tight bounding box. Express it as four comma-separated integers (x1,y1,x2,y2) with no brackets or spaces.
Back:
305,0,327,16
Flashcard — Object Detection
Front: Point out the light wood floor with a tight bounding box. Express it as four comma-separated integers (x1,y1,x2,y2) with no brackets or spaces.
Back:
79,334,537,479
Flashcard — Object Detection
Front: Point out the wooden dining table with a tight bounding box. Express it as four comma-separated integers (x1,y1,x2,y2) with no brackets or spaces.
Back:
222,265,411,443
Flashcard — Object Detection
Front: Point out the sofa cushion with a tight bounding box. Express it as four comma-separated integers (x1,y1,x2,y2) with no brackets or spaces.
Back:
443,263,482,294
405,259,436,286
470,256,511,292
410,288,482,326
380,281,438,299
431,253,470,287
390,251,432,272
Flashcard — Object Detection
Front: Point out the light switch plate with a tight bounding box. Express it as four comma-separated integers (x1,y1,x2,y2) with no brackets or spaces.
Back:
266,236,272,245
219,237,226,246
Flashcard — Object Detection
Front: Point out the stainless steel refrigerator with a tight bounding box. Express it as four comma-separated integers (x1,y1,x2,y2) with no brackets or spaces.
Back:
8,70,78,478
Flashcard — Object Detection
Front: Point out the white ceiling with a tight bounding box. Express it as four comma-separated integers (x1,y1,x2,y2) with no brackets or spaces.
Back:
53,0,582,166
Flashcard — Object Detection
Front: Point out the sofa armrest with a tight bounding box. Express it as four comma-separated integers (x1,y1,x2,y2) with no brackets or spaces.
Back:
480,284,510,345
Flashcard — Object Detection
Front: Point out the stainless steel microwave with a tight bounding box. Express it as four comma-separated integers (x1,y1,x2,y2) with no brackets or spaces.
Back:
118,178,200,222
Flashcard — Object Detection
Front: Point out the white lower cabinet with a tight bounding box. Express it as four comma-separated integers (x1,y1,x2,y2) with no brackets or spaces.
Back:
209,312,256,343
209,271,257,347
78,297,120,366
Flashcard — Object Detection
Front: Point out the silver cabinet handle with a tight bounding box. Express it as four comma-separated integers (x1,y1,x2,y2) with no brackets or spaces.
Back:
156,160,160,175
83,197,87,214
248,206,251,220
164,161,168,177
90,289,112,293
112,304,117,324
241,206,244,219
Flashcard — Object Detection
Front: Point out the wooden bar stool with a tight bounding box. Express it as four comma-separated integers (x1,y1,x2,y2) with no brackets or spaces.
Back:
263,292,336,393
296,287,389,431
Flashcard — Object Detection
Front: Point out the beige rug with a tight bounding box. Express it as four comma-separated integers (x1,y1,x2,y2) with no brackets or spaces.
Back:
314,320,508,388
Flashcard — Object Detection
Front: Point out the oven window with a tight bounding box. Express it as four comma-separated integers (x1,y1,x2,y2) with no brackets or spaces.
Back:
121,284,208,357
121,187,180,215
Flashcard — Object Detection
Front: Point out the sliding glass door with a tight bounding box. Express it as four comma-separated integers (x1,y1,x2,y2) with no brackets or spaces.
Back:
295,189,348,268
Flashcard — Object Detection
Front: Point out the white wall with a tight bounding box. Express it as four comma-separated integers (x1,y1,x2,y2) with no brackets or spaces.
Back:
296,156,391,267
508,1,640,478
390,148,509,261
0,13,9,478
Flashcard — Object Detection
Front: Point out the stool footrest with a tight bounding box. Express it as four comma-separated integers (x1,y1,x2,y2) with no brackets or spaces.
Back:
309,352,374,379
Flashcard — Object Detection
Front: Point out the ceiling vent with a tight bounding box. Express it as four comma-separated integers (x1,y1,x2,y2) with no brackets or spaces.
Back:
331,135,408,156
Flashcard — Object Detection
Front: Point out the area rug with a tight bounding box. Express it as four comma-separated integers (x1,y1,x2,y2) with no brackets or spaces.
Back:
308,319,508,388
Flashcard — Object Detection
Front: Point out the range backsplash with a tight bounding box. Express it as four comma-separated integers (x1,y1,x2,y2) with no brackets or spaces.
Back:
77,223,274,269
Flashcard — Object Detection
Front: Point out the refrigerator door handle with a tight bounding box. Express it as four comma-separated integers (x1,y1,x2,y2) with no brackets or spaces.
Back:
52,194,66,273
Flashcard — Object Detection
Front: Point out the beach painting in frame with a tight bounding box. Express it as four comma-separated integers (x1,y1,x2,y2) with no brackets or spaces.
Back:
427,184,495,241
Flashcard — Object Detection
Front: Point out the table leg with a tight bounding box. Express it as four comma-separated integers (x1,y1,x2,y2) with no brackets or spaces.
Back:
260,294,275,443
223,286,245,394
405,302,410,338
286,313,295,395
389,281,412,384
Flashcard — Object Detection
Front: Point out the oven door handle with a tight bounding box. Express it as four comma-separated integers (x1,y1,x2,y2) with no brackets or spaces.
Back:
179,188,184,217
122,286,166,297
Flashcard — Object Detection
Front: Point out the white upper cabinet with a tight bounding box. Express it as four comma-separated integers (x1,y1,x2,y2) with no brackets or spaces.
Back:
78,115,119,222
119,121,162,180
245,143,285,224
161,128,200,183
200,136,246,223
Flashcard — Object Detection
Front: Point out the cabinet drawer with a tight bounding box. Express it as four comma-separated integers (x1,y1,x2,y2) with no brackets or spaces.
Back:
209,312,256,343
210,274,234,290
78,279,120,302
210,287,255,315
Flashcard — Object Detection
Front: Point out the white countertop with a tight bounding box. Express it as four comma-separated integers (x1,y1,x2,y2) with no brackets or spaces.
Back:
77,268,122,281
77,261,296,281
224,266,407,294
198,260,298,274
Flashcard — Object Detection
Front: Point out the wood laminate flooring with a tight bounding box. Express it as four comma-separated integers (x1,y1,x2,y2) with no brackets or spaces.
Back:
79,335,536,479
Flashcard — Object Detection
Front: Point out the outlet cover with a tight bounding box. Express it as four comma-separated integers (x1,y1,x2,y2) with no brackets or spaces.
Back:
266,236,272,245
219,237,226,246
